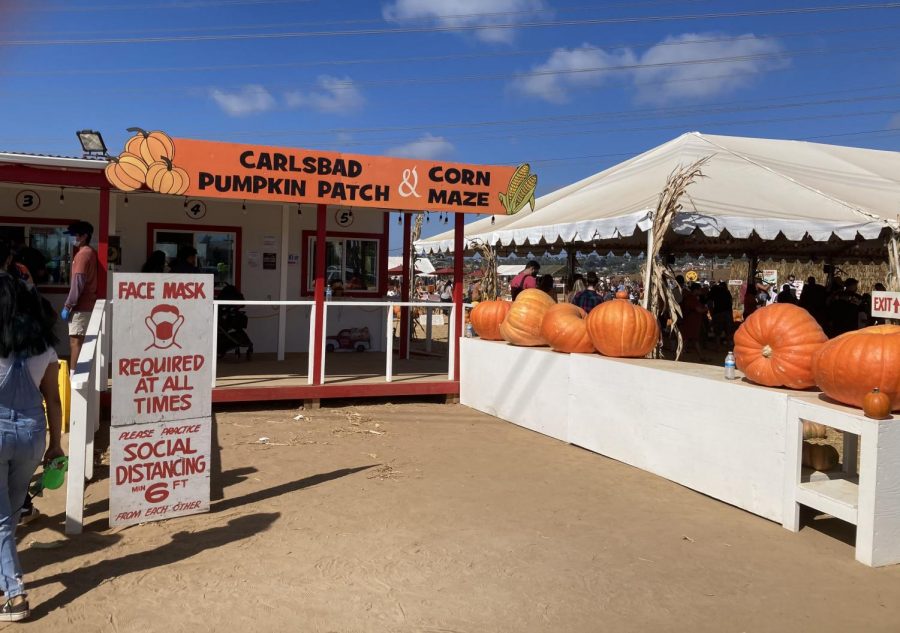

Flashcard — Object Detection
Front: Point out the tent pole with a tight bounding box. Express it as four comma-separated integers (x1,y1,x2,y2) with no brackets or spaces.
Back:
642,225,654,309
566,246,576,285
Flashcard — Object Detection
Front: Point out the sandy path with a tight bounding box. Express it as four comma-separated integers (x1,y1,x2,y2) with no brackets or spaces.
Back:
13,402,900,632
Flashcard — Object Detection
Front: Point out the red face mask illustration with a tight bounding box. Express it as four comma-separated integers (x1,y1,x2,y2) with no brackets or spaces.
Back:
145,304,184,350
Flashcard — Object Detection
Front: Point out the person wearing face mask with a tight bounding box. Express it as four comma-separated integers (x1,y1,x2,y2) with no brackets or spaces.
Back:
61,221,98,370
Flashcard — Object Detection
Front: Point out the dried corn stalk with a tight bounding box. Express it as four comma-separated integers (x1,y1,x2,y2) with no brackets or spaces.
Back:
471,238,498,300
647,156,711,360
409,212,424,296
888,225,900,292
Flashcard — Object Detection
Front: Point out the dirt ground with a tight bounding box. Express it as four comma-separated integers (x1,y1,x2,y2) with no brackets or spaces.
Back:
13,402,900,632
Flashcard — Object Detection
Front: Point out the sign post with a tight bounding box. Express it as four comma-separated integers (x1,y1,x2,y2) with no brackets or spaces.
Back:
109,273,214,527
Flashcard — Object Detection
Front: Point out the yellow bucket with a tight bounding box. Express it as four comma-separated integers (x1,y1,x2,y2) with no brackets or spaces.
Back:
43,360,71,433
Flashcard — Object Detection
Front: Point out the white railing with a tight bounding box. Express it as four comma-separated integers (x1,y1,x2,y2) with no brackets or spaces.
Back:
211,300,316,388
209,299,475,388
65,299,110,535
321,300,457,384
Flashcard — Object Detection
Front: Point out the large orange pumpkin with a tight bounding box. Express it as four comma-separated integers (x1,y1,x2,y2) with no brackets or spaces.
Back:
104,153,147,192
585,297,659,358
146,157,190,195
126,127,176,165
540,303,594,354
733,303,827,389
469,300,511,341
813,325,900,410
499,288,554,346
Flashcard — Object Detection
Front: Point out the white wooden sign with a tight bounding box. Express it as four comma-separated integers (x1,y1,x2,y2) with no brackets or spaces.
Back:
109,419,211,527
872,291,900,319
112,273,213,426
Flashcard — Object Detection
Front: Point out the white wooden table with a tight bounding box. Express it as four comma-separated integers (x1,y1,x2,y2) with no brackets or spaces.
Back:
783,396,900,567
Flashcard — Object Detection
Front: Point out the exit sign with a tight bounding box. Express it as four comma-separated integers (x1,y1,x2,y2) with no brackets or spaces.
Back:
871,291,900,319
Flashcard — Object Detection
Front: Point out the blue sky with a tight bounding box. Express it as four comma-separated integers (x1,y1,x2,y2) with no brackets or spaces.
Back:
2,0,900,253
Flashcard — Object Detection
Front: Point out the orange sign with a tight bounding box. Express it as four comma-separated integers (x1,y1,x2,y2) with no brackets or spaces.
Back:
105,129,538,216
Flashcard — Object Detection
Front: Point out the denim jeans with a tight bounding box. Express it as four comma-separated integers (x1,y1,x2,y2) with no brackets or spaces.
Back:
0,417,45,598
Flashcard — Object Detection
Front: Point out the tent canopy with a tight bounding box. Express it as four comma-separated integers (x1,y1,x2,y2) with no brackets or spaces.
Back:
417,132,899,259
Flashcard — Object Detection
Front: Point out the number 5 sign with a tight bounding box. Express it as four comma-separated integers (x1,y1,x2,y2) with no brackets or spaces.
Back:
335,208,354,227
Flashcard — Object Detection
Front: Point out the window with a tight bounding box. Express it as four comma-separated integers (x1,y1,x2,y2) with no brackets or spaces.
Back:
149,225,240,289
306,235,379,294
0,221,74,288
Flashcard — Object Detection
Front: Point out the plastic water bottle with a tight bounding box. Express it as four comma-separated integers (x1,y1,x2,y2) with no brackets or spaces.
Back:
724,351,736,380
466,322,474,338
325,286,332,302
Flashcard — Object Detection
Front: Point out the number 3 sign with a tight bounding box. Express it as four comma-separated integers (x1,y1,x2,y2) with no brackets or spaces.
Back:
16,190,40,212
335,208,354,227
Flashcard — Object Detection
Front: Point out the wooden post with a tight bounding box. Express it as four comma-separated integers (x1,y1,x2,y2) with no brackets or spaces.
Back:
400,212,411,359
97,187,110,299
453,214,465,381
312,204,327,385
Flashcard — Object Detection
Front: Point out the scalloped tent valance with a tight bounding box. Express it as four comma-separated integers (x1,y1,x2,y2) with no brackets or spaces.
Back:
416,132,898,258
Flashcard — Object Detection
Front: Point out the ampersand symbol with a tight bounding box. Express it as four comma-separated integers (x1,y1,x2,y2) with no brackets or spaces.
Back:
398,166,421,198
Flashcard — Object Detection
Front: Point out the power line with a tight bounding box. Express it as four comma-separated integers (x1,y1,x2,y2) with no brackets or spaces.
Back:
3,42,896,99
3,3,900,46
5,23,899,77
3,0,714,26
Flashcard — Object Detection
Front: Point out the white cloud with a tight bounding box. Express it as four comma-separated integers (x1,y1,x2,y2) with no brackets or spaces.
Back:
285,76,365,114
514,33,786,105
209,84,275,116
386,133,455,160
632,33,787,104
383,0,547,44
516,44,636,104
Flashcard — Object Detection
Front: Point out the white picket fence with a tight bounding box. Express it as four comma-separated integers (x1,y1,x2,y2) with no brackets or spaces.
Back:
65,300,109,535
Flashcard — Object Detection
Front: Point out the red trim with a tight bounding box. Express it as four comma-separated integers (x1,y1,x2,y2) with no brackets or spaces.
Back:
312,204,327,385
453,214,465,381
146,222,242,290
380,212,389,297
399,212,411,359
0,215,78,227
97,188,109,299
212,380,459,403
299,228,384,297
0,164,107,189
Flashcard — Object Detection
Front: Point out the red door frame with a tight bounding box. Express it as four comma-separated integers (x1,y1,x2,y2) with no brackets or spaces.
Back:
312,204,327,385
453,213,464,381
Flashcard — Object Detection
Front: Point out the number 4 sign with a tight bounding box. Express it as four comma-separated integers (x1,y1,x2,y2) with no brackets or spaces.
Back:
184,199,207,220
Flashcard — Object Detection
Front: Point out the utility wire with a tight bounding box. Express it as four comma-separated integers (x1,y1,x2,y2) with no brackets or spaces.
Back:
3,42,897,98
2,3,900,46
4,23,899,77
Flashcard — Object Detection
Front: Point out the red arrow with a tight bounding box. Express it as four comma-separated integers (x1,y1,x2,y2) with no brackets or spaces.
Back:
894,298,899,313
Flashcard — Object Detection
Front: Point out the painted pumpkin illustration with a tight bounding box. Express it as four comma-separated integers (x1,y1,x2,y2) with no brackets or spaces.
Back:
125,127,176,165
104,152,148,192
146,157,190,195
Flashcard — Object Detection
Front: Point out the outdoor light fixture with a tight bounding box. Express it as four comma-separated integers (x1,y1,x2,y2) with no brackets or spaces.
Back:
75,129,108,157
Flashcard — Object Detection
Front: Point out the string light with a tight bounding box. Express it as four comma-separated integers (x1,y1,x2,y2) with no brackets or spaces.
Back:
426,212,430,223
444,215,449,224
491,216,496,225
58,188,65,204
242,200,246,211
183,198,188,207
397,215,401,225
297,203,302,215
124,195,129,206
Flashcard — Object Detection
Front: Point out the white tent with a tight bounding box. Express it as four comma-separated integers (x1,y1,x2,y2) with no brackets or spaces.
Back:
417,132,899,258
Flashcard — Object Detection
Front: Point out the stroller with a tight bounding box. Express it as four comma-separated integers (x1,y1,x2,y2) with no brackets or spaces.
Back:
217,284,254,360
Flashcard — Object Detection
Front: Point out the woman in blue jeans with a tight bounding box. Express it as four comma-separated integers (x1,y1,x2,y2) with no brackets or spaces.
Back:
0,271,64,621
